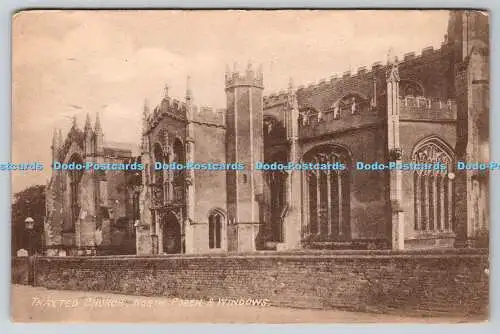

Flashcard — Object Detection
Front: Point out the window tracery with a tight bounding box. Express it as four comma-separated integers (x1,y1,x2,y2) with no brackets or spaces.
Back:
302,146,350,241
413,139,454,232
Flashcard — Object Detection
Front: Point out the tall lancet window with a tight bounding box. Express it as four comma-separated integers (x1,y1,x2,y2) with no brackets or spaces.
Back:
413,138,455,233
153,143,165,206
302,145,350,242
208,210,224,249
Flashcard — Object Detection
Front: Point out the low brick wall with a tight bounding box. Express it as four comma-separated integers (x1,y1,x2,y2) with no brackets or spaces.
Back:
13,249,489,316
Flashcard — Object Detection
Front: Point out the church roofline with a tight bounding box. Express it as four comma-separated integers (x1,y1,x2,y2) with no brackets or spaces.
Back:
271,42,450,100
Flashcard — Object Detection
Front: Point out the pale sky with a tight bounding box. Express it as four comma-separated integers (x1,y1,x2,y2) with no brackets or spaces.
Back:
12,9,450,193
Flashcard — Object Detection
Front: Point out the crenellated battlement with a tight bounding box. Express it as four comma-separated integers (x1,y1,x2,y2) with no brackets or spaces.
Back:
146,94,188,132
294,44,447,96
263,91,289,109
191,105,226,126
155,96,187,116
357,66,368,76
225,63,264,89
295,61,387,96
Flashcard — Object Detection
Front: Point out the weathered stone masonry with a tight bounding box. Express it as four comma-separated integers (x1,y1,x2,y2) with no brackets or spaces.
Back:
44,11,489,255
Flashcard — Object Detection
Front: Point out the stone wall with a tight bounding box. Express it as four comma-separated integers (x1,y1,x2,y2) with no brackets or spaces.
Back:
399,121,457,246
11,257,29,285
12,249,489,316
299,126,389,242
190,122,227,253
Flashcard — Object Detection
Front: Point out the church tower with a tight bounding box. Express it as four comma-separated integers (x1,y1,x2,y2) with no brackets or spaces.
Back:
447,10,489,63
224,63,264,252
449,10,489,248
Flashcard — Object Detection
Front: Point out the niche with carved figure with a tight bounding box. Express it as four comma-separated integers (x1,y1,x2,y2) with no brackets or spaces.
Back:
263,116,286,142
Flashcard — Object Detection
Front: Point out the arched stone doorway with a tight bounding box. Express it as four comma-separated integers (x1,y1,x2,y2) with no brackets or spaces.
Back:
162,212,181,254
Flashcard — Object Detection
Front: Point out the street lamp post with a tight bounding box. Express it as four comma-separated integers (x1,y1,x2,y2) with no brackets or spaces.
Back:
24,217,35,286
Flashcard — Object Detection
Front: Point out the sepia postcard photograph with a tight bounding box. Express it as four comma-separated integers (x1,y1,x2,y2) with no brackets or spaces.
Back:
10,9,489,323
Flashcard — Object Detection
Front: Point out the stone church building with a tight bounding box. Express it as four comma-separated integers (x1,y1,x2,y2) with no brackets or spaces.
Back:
45,10,489,256
45,113,141,256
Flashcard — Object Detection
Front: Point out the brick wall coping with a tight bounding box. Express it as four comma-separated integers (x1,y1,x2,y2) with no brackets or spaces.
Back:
31,248,488,261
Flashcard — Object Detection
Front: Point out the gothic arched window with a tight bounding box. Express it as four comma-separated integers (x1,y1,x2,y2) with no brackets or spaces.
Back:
412,137,455,232
208,210,224,249
302,145,350,242
400,80,424,98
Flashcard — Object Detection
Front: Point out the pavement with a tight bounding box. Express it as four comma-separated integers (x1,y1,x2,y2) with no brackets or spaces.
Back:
10,284,487,323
